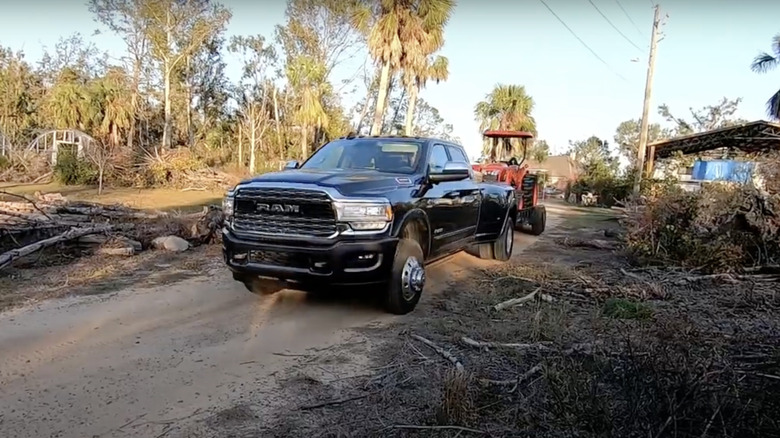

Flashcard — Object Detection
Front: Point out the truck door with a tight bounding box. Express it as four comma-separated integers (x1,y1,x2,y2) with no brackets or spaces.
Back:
423,143,458,254
445,145,481,241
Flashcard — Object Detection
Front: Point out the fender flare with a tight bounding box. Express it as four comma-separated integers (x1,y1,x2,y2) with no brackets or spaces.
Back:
393,209,433,257
502,192,519,229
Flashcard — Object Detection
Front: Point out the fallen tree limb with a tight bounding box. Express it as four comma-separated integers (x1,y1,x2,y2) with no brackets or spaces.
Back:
486,275,538,284
0,190,53,221
411,334,464,372
494,286,542,311
677,272,779,285
559,237,617,250
461,337,553,351
389,425,485,435
55,205,165,220
0,225,113,270
299,392,373,410
479,364,543,386
620,268,648,283
461,336,613,357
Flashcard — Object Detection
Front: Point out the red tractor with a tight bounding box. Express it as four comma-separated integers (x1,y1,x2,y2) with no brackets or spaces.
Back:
471,130,546,235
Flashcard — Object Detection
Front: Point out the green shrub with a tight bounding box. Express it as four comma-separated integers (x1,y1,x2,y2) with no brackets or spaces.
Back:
54,149,97,185
0,154,10,170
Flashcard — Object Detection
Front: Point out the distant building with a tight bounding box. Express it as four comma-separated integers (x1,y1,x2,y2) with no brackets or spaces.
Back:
523,153,581,191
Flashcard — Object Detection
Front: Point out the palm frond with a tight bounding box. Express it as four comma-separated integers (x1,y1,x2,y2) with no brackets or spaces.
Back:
766,88,780,121
751,52,779,74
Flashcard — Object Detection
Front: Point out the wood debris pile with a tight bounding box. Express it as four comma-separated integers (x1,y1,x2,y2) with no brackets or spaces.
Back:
179,167,241,191
616,184,780,272
0,191,224,271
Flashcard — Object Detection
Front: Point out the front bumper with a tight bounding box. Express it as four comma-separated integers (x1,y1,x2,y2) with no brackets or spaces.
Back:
222,229,398,286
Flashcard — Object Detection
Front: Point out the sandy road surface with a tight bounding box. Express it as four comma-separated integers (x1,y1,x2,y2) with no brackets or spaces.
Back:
0,207,567,438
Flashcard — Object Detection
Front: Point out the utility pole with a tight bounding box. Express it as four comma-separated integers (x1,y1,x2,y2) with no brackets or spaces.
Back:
632,4,662,196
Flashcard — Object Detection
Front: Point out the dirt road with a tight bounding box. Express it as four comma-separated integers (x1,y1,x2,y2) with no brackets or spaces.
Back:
0,207,567,438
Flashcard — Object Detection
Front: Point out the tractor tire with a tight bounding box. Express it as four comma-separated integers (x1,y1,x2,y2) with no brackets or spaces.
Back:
492,215,514,261
384,238,426,315
528,205,547,236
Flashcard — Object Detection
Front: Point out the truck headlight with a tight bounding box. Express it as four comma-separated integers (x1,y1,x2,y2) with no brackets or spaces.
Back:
334,201,392,231
222,193,234,219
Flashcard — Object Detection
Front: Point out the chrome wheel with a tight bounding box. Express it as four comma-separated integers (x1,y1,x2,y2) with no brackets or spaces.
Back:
400,256,425,301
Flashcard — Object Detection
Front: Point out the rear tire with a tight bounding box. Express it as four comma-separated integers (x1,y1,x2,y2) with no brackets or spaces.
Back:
529,205,546,236
492,216,514,261
384,238,425,315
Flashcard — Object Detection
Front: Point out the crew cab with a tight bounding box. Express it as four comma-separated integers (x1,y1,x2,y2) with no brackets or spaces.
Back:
221,135,518,314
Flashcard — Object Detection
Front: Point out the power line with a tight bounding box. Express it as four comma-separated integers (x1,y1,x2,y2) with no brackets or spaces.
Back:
587,0,644,52
538,0,627,82
614,0,644,37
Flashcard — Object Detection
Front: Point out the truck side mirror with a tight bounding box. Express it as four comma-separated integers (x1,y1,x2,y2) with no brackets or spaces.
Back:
283,160,299,170
429,161,470,183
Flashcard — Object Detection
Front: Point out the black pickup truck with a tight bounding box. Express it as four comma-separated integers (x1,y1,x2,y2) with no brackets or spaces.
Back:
221,136,518,314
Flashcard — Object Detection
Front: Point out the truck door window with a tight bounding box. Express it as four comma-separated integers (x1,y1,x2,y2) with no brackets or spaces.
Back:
429,144,449,173
446,146,469,164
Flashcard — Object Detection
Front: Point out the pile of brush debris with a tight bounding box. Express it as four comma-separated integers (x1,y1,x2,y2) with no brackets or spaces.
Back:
0,191,224,271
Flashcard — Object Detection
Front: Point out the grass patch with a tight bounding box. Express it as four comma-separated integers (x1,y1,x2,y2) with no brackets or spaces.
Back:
0,181,223,212
602,297,654,320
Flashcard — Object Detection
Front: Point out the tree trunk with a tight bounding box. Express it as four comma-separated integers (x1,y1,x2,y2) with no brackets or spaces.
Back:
238,122,243,166
390,82,406,131
272,87,281,145
128,95,137,152
315,116,322,147
301,124,308,159
249,112,256,174
404,85,419,136
356,68,379,134
128,55,142,154
356,90,373,134
0,225,113,271
98,165,104,195
186,55,193,147
370,61,392,136
162,66,172,149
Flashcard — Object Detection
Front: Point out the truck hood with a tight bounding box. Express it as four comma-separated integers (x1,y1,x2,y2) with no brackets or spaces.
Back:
238,169,418,196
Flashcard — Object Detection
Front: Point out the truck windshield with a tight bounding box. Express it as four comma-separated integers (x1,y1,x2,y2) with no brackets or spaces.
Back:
300,139,422,174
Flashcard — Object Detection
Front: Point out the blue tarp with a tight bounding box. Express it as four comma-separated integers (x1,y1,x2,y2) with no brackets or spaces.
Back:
691,160,755,183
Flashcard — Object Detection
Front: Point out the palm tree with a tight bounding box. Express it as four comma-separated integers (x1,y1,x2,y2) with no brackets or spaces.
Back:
473,84,536,160
366,2,404,135
47,68,91,130
404,55,449,135
367,0,454,136
751,34,780,120
92,67,133,148
399,0,454,136
287,55,329,159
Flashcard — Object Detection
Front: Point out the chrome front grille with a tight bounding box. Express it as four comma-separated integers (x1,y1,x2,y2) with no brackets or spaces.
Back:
232,187,337,238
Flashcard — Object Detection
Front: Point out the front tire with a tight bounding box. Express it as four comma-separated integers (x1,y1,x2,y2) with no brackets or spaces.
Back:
492,215,514,261
384,238,426,315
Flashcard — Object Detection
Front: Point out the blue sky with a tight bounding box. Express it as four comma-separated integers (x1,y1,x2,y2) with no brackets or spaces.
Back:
2,0,779,160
